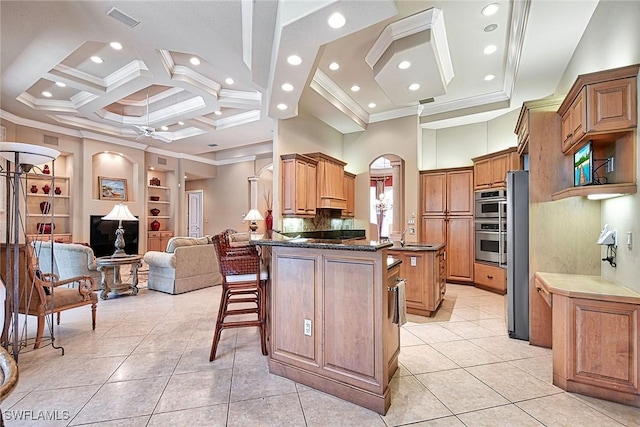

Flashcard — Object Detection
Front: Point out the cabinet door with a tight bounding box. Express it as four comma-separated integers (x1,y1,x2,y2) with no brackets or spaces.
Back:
420,173,447,215
490,154,510,188
446,217,474,283
420,216,446,247
305,162,317,213
588,77,637,133
474,158,492,189
447,170,474,215
561,88,586,153
343,174,355,217
281,159,296,215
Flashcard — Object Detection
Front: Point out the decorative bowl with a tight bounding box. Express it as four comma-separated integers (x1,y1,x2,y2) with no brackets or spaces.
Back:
150,196,160,201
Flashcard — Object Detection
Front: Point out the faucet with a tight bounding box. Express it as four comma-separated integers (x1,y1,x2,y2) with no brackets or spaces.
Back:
400,227,411,247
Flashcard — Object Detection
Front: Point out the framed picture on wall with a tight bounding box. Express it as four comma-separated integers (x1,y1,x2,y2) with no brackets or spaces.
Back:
99,176,127,201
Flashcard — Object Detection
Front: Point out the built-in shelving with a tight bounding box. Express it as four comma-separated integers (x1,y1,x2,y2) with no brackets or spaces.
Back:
551,182,637,201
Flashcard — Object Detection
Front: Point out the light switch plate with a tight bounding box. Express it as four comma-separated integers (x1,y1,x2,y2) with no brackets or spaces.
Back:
411,256,417,266
304,319,312,336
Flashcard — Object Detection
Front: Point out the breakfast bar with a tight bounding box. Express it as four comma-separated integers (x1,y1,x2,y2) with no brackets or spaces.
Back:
253,235,400,414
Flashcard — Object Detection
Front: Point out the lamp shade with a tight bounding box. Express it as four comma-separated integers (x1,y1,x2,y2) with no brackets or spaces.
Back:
243,209,264,222
102,203,138,221
0,142,60,165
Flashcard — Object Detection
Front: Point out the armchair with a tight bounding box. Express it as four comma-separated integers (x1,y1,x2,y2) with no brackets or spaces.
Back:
1,245,97,349
31,241,108,290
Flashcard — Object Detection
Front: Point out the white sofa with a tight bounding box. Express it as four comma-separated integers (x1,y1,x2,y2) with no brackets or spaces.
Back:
143,236,222,294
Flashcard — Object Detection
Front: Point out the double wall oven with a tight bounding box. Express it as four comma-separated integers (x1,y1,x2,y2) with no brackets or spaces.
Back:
474,189,506,265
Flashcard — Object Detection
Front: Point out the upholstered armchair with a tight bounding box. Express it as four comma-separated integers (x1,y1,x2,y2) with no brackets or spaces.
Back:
31,241,108,290
0,245,98,349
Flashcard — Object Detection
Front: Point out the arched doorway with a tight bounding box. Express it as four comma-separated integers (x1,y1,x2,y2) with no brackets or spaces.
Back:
369,155,404,240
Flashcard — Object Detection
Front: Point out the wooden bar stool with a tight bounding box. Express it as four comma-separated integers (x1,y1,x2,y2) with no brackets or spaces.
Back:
209,232,268,361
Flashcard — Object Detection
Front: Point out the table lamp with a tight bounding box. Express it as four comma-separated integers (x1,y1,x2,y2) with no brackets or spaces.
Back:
102,203,138,257
243,209,264,233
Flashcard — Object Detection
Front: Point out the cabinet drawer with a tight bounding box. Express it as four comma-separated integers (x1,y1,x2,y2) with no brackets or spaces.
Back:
474,262,506,293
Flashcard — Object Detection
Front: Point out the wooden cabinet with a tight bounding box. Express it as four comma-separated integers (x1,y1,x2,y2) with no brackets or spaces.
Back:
472,147,519,190
305,152,347,210
25,173,72,242
147,231,173,252
342,171,355,218
269,245,399,414
558,64,638,154
535,272,640,407
420,167,474,284
388,247,445,317
474,261,506,294
281,154,317,217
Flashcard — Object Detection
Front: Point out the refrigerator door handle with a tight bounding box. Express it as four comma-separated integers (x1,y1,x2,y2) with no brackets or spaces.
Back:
498,200,506,268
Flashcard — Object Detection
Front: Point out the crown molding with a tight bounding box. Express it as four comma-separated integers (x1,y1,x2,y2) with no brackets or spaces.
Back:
214,110,261,130
369,105,420,124
241,0,253,70
311,69,369,124
503,0,531,98
16,92,79,113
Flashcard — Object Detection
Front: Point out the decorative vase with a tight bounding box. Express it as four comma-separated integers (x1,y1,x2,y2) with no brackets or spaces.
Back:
265,209,273,231
42,165,51,175
30,184,38,194
150,208,160,216
42,184,50,194
150,220,161,231
39,201,51,214
54,186,62,195
36,222,55,234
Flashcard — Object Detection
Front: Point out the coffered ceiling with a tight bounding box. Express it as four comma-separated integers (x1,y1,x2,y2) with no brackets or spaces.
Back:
0,1,599,157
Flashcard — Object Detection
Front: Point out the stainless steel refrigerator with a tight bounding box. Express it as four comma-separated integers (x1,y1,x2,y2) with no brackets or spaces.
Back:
506,170,529,341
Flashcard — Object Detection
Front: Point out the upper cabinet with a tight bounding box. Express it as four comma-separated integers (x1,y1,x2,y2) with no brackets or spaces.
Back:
342,171,356,218
558,64,638,154
305,152,347,210
472,147,520,190
281,154,317,217
552,64,638,200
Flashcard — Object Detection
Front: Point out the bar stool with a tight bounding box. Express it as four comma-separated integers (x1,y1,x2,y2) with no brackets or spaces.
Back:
209,232,268,361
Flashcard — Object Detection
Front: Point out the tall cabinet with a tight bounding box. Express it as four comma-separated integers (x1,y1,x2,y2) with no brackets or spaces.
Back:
419,167,474,284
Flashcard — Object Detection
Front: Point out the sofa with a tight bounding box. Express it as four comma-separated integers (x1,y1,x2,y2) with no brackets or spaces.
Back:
143,236,222,294
31,241,108,290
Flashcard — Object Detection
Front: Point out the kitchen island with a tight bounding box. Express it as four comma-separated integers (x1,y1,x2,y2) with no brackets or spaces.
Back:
252,234,400,414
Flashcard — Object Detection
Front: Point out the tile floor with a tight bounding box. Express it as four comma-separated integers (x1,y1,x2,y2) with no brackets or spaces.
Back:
2,282,640,426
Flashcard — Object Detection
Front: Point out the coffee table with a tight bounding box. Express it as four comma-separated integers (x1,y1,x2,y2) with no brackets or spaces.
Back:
96,255,143,300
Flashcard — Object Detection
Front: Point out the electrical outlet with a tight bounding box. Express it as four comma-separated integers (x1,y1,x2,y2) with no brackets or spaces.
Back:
607,157,615,173
304,319,312,336
627,231,633,249
410,227,415,234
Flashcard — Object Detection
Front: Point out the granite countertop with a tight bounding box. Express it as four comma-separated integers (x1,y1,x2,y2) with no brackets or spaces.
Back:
388,242,445,252
251,232,393,252
535,272,640,304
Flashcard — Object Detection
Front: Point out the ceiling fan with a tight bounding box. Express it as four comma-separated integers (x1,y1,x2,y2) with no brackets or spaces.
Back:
133,90,172,143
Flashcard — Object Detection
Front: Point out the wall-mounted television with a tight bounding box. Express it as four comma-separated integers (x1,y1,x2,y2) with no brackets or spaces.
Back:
90,215,139,257
574,141,593,186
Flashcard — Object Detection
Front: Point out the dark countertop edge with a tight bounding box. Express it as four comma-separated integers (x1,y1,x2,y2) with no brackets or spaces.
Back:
387,257,402,270
387,243,445,252
252,239,394,252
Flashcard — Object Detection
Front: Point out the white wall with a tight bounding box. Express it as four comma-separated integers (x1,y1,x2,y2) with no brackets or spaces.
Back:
420,109,519,170
556,0,640,291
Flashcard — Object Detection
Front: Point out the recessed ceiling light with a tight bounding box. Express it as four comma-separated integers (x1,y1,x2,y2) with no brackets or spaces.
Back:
41,91,52,98
328,12,346,29
281,83,294,92
484,74,496,81
368,102,376,108
484,24,498,32
178,121,184,126
225,77,235,85
350,85,360,92
408,83,420,91
483,45,497,55
214,110,222,116
277,103,288,110
55,82,66,87
160,126,169,131
190,57,201,66
90,56,103,64
110,41,123,50
329,62,340,71
481,3,500,16
287,55,302,66
398,60,411,70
